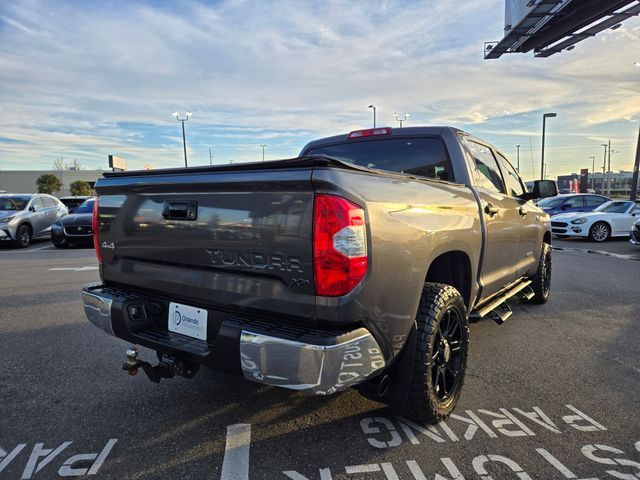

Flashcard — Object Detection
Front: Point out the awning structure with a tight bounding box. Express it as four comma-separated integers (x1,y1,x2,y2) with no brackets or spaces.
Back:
485,0,640,59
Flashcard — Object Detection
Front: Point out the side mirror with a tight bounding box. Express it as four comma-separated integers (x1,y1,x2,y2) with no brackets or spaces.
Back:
29,205,36,212
520,180,558,201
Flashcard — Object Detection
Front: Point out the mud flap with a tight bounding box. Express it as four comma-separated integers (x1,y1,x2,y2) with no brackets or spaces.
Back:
357,321,418,407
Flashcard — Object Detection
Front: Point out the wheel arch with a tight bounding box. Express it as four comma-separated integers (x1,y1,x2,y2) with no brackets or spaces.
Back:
424,250,472,309
590,220,612,235
17,221,33,233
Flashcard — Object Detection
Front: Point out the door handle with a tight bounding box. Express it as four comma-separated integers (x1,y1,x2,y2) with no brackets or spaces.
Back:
162,200,198,221
518,206,527,217
484,203,499,216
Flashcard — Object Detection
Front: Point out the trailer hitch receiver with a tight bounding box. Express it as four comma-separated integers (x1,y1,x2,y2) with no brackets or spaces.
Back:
122,347,199,383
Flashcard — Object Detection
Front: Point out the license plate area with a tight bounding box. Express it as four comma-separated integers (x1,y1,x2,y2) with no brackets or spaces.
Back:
168,302,208,340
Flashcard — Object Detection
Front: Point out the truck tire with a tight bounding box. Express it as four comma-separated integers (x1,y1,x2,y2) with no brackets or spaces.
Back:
392,283,469,424
527,242,551,304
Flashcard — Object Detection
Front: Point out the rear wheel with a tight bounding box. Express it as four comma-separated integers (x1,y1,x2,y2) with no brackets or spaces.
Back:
15,224,32,248
392,283,469,424
589,222,610,242
527,242,551,304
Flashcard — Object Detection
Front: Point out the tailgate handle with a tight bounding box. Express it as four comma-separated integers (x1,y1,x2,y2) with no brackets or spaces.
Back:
162,200,198,221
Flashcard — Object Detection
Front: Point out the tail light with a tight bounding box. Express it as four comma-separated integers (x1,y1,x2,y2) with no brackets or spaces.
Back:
92,197,102,263
313,195,367,296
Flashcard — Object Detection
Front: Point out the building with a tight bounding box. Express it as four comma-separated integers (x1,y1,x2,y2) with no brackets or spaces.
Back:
0,170,106,197
556,171,638,196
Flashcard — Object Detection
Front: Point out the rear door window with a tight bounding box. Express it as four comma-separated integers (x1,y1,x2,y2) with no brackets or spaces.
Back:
42,197,56,207
466,140,505,194
564,196,584,208
496,152,525,197
31,197,45,210
304,137,453,182
585,195,606,207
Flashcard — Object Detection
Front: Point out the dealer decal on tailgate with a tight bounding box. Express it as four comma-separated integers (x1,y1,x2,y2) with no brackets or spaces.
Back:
168,302,208,340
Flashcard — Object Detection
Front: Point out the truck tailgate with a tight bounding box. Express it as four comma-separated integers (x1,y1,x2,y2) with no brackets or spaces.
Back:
94,167,316,321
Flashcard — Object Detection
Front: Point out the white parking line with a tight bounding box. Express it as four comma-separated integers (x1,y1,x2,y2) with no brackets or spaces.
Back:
220,424,251,480
28,244,55,252
48,266,98,272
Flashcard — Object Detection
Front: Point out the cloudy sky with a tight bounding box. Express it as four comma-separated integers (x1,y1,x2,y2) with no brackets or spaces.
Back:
0,0,638,180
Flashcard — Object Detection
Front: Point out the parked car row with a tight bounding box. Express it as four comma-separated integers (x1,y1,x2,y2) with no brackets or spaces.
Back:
536,193,640,244
0,193,94,248
551,200,640,242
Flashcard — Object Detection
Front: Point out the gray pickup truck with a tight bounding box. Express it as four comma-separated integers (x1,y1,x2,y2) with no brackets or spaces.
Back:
83,126,556,422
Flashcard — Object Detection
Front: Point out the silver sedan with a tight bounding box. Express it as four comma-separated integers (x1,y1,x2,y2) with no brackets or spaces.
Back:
0,194,68,248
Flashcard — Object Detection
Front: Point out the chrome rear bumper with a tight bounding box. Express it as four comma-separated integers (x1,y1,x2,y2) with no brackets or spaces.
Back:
82,283,386,395
82,287,114,336
240,329,385,395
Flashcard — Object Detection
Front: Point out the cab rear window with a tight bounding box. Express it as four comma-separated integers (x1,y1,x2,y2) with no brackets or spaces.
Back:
305,137,453,182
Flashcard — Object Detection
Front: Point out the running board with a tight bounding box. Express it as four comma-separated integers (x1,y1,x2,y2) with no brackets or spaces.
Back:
471,280,533,325
517,285,535,301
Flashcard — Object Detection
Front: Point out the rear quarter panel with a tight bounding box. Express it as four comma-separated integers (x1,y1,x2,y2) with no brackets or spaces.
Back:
312,168,482,359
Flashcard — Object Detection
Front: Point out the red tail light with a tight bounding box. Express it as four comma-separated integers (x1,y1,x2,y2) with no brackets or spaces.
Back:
92,197,102,264
313,195,367,296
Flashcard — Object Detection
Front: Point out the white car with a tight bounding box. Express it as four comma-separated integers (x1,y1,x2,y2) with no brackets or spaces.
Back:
551,200,640,242
631,218,640,246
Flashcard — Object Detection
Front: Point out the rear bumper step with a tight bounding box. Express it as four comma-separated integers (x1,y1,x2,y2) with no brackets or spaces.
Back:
82,283,385,395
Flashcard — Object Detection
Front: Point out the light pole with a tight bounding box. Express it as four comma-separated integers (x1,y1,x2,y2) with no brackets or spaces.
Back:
516,145,521,172
172,111,192,167
631,126,640,201
260,144,267,162
589,156,596,191
393,113,410,127
209,148,213,166
601,143,608,194
540,112,556,180
368,104,376,128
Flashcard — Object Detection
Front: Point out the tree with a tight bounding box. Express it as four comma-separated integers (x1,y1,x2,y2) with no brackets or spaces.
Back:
36,174,62,194
53,157,66,170
69,159,82,170
69,180,92,196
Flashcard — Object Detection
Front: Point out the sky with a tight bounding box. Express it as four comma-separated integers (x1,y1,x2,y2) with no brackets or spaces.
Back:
0,0,638,181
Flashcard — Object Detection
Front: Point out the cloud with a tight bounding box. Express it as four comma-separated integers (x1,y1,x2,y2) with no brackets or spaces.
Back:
0,0,638,179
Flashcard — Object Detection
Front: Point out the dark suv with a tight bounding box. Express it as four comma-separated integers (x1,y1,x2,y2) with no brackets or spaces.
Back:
537,193,610,216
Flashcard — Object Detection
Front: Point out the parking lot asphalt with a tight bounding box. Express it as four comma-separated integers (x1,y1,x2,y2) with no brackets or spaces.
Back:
1,240,639,479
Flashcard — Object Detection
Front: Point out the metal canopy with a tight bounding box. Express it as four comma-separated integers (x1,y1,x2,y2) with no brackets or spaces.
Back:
485,0,640,59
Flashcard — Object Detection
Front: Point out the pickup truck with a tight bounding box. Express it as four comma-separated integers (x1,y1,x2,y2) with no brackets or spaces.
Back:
83,126,557,422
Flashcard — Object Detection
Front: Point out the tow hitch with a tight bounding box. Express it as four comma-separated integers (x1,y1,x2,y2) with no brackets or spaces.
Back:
122,347,199,383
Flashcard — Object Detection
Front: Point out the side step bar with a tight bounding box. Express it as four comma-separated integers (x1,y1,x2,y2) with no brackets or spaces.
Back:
471,280,534,325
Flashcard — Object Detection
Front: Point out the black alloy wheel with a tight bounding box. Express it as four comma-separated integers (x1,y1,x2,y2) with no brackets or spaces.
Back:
431,307,464,401
16,224,32,248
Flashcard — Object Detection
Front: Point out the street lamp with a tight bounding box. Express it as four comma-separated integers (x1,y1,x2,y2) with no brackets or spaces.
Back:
540,112,556,180
368,104,376,128
516,145,521,172
260,144,267,162
172,111,192,167
393,113,410,127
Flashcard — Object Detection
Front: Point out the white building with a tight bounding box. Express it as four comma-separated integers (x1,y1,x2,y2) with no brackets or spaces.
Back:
0,170,107,197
